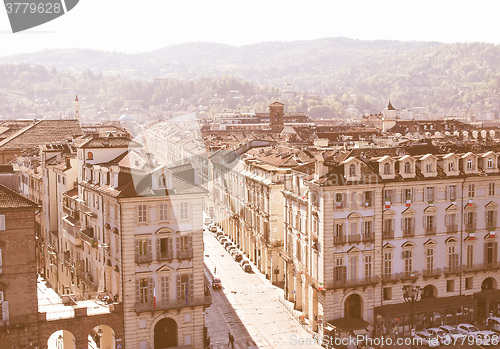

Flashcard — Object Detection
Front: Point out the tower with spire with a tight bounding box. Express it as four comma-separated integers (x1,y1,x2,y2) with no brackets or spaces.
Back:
74,94,80,119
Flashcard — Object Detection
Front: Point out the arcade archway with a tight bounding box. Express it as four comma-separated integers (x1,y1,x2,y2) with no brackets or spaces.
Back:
154,318,178,349
47,330,76,349
345,294,362,318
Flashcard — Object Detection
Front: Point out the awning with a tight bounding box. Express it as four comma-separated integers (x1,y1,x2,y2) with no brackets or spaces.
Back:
327,317,369,331
473,290,500,302
375,295,477,317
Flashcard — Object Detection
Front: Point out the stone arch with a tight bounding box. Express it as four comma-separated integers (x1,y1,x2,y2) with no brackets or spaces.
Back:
482,277,497,291
88,325,115,349
47,330,76,349
153,317,178,348
344,293,363,319
422,284,438,299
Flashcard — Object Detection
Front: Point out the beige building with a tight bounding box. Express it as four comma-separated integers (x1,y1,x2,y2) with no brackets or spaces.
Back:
283,145,500,339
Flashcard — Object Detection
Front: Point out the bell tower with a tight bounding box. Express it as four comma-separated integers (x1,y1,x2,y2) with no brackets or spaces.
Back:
74,94,80,119
269,101,284,131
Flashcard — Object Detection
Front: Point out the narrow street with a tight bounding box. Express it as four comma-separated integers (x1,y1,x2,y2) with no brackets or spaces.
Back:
204,228,322,349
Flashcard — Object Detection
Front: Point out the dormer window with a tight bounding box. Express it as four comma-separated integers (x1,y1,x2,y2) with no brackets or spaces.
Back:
349,164,356,177
467,159,474,170
383,163,391,175
426,162,433,172
488,158,494,169
404,162,411,174
87,152,93,160
449,162,455,171
158,174,166,188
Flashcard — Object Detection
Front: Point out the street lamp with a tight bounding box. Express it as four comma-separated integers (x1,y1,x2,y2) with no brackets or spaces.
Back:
402,273,421,345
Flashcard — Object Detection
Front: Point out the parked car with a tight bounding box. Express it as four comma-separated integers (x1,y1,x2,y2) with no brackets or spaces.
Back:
456,323,498,344
229,249,240,256
208,225,218,233
204,217,213,225
426,328,452,345
414,331,440,348
438,325,466,341
233,253,243,262
487,316,500,332
240,259,250,267
212,277,222,289
223,241,233,250
242,264,253,273
457,323,481,337
216,234,226,242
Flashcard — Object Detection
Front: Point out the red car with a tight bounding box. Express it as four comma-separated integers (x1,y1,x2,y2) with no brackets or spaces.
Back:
212,277,222,289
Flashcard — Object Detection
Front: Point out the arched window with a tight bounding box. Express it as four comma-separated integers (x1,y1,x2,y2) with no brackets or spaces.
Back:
487,158,494,169
404,162,411,174
384,163,391,175
467,158,473,170
349,164,356,176
158,174,166,188
87,152,93,160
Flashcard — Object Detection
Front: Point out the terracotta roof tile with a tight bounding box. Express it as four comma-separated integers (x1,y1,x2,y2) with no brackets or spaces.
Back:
0,184,38,209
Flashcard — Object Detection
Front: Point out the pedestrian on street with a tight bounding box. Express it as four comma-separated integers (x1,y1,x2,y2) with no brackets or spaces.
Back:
228,332,234,348
214,267,217,274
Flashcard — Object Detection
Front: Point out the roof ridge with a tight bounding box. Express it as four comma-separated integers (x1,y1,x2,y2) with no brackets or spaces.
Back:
0,121,40,149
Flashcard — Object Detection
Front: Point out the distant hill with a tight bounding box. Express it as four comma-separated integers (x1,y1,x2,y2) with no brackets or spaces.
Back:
2,37,500,114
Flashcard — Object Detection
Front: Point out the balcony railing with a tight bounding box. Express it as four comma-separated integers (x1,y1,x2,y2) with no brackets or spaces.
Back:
447,225,458,234
332,276,379,288
463,262,500,273
158,251,174,261
135,253,153,264
444,266,461,275
177,249,193,260
348,235,361,244
362,233,375,243
333,235,346,245
465,223,476,232
400,271,420,281
382,230,394,239
403,228,415,238
77,271,97,292
422,268,442,278
63,204,80,220
425,227,436,236
79,228,98,248
135,295,211,313
79,201,96,218
486,222,497,231
382,273,401,283
63,257,75,272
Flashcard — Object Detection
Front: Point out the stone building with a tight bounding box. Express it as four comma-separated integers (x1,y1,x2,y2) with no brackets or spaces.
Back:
0,184,39,348
283,145,500,340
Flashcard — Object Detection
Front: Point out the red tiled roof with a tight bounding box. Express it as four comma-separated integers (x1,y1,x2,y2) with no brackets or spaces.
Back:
0,184,39,209
0,120,81,151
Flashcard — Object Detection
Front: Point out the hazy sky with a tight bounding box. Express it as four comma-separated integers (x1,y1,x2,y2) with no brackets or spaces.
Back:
0,0,498,56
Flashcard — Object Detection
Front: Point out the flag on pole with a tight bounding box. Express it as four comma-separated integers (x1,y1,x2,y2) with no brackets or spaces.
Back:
153,281,156,309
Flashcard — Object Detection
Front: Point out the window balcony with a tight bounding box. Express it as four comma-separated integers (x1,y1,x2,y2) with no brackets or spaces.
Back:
333,235,346,245
158,251,174,261
79,201,96,218
135,253,153,264
177,249,193,260
422,268,442,278
444,266,461,276
382,273,401,283
465,223,476,232
332,276,379,288
447,225,458,234
348,234,361,244
382,230,394,239
425,227,436,236
463,262,500,273
362,233,375,243
403,228,415,238
135,295,212,313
